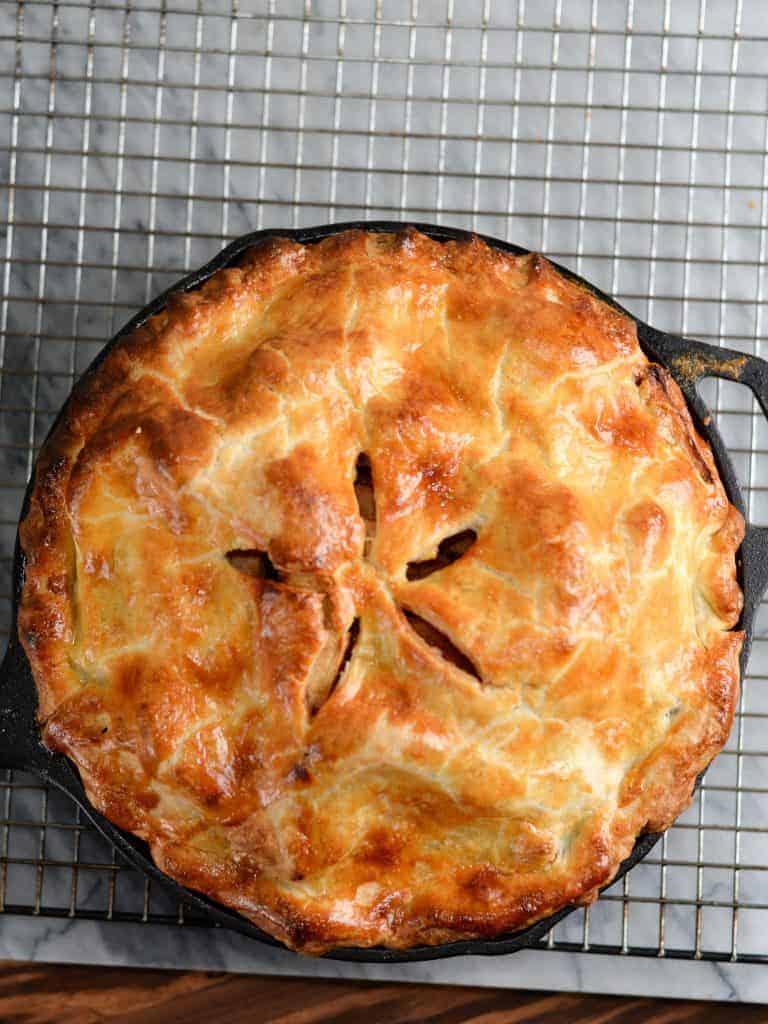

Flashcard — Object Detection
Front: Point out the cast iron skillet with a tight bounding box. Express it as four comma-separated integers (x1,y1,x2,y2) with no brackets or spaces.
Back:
2,221,768,962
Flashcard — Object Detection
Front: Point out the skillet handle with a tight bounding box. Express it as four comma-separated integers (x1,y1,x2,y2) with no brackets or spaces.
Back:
646,329,768,620
739,523,768,660
0,639,50,773
648,331,768,417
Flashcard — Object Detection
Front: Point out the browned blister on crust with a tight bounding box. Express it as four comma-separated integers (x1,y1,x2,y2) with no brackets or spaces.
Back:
19,229,743,953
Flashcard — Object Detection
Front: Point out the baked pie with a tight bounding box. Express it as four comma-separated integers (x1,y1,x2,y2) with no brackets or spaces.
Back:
19,229,744,953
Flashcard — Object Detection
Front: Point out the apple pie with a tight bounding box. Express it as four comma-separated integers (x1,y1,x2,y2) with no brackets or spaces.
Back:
19,229,743,953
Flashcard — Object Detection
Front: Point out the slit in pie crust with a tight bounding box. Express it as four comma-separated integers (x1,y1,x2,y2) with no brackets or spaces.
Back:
18,229,743,953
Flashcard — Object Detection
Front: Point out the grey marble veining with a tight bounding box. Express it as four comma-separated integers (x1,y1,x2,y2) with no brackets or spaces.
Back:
2,0,768,1001
1,914,767,1004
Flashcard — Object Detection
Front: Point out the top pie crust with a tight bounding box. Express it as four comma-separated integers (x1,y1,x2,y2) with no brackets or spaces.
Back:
18,229,744,953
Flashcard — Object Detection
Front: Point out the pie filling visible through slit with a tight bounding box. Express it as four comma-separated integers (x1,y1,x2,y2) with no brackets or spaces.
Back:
18,229,744,953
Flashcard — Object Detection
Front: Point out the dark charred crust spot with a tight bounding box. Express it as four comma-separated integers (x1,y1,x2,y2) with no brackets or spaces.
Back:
641,363,666,389
288,761,311,784
48,573,68,595
401,608,482,682
285,920,313,948
23,627,39,651
529,253,546,278
41,455,70,492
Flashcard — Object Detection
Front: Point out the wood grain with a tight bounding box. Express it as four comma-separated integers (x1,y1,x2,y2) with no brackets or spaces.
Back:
1,963,766,1024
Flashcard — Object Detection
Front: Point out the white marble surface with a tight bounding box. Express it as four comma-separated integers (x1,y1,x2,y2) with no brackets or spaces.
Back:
0,914,765,1004
2,0,768,1003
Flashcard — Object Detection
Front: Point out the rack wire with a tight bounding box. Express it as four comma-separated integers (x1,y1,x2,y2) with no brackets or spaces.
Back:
1,0,768,965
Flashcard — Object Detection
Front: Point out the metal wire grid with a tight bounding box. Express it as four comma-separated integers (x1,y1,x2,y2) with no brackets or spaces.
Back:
1,0,768,963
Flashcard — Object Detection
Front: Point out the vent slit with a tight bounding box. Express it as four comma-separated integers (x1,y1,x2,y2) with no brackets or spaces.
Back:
406,529,478,581
401,608,482,682
354,453,376,556
226,549,280,581
311,618,360,716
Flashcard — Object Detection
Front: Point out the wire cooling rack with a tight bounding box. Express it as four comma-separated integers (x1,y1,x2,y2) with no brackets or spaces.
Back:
1,0,768,966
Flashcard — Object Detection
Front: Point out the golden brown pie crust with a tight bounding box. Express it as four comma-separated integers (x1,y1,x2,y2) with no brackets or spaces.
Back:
19,229,744,953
